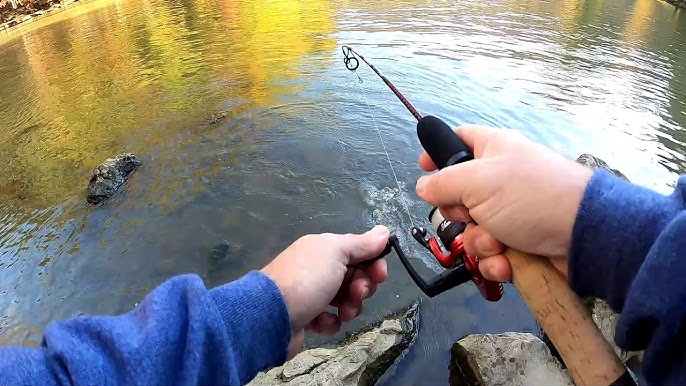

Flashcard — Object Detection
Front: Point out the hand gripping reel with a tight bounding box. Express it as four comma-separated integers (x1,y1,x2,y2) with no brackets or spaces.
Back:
374,116,503,301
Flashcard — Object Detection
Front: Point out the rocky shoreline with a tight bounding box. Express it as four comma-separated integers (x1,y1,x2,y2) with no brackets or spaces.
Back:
248,301,420,386
1,0,79,32
664,0,686,8
2,0,683,35
243,296,641,386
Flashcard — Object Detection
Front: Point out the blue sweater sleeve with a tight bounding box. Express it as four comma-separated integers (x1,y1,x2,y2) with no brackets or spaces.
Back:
0,271,291,386
569,169,686,385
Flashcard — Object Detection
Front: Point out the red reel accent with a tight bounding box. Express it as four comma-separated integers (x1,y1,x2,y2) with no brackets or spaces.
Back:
464,253,503,302
428,237,461,268
428,234,503,302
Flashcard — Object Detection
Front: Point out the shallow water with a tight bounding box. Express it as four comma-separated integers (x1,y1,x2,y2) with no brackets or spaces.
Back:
0,0,685,383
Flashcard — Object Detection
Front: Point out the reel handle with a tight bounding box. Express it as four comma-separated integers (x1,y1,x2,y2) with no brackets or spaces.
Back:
418,115,632,386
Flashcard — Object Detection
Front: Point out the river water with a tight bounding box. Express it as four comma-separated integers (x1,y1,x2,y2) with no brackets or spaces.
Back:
0,0,685,384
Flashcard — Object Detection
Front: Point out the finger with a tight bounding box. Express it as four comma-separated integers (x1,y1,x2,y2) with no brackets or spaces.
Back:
454,124,505,158
331,263,384,308
336,269,370,322
330,267,359,307
438,205,472,223
419,125,499,169
349,274,377,301
415,159,489,208
463,223,504,258
338,225,391,265
362,258,387,284
478,254,512,282
338,297,364,322
344,269,375,302
418,123,492,170
418,152,437,171
287,329,305,360
306,312,342,335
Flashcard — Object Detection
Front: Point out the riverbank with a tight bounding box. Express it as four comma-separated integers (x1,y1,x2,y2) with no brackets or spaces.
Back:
0,0,114,42
1,0,84,33
666,0,686,8
3,0,685,37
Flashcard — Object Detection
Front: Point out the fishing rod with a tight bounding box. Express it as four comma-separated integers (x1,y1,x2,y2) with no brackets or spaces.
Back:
343,45,634,386
343,46,422,121
344,44,499,300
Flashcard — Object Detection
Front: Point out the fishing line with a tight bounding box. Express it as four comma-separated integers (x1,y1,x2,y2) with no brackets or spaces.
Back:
343,45,506,302
354,77,416,228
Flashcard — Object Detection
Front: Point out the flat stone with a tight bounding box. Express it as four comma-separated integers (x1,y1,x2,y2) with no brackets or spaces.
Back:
450,332,573,386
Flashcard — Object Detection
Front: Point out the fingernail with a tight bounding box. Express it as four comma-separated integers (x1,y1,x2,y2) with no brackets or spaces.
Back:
416,176,429,194
361,287,370,299
370,225,388,238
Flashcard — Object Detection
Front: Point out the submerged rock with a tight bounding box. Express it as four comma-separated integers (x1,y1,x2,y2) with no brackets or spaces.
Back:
86,154,141,204
248,301,420,386
575,153,628,180
202,110,228,125
204,243,246,287
449,333,573,386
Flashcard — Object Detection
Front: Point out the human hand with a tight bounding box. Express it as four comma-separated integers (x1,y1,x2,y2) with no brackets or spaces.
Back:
261,225,389,359
415,125,593,282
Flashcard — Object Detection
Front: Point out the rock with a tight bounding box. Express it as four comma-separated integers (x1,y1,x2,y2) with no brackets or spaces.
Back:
575,153,628,181
589,299,643,371
86,154,141,204
202,110,228,125
204,243,245,287
449,332,573,386
248,301,420,386
665,0,686,8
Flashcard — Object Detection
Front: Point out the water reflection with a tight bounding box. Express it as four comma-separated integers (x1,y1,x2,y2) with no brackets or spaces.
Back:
0,0,336,212
0,0,685,384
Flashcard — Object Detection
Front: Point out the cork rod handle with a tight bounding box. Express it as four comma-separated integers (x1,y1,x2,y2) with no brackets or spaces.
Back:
505,249,629,386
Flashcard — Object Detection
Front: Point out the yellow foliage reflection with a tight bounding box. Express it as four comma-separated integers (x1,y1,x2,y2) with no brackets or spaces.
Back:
0,0,336,212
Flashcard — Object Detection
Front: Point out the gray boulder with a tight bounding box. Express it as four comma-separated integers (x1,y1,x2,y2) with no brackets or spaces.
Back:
248,301,419,386
86,154,141,204
449,333,573,386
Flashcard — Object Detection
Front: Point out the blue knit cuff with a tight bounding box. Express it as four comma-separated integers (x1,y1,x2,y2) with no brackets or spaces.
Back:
569,169,682,310
209,271,291,383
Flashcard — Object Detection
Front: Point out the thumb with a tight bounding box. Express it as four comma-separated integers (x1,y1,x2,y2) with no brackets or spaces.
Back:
415,160,487,208
340,225,390,265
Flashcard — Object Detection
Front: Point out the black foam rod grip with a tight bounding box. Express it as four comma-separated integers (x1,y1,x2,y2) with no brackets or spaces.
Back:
417,115,473,169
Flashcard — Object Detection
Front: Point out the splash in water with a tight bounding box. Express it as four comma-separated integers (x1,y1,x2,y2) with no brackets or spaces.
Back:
362,183,443,273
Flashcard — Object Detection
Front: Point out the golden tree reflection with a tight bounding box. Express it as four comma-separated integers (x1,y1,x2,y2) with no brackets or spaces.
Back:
0,0,336,212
